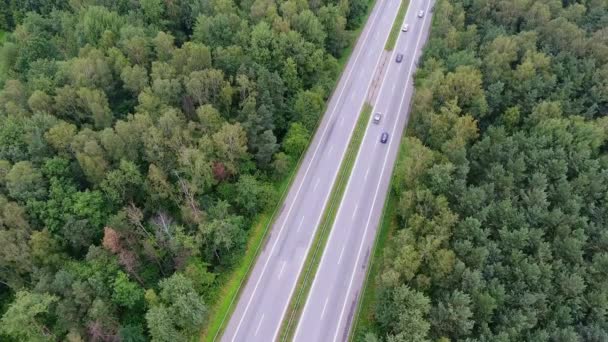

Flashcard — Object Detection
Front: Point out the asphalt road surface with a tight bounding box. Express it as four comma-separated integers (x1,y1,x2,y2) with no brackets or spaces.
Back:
293,0,435,341
220,0,402,341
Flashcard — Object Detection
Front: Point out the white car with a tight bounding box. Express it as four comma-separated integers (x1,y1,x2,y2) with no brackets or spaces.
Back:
402,24,409,32
373,112,382,124
418,10,425,18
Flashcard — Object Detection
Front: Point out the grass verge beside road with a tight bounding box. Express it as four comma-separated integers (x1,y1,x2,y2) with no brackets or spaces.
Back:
385,0,409,51
202,0,379,339
200,2,376,340
279,103,373,341
350,138,408,340
201,173,293,342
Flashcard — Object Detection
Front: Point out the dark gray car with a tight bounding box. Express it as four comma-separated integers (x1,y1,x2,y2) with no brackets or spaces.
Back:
396,53,403,63
380,132,389,144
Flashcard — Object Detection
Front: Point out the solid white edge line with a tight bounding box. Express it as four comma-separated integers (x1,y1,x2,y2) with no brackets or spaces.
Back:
229,1,388,339
331,1,434,341
293,0,413,339
288,0,404,340
268,0,402,340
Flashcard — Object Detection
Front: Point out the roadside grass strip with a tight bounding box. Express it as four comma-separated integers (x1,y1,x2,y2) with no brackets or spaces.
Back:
202,173,294,342
350,140,407,340
279,103,373,341
201,1,377,340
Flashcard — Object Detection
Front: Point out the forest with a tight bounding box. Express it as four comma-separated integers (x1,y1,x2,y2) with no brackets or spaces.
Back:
0,0,369,340
362,0,608,341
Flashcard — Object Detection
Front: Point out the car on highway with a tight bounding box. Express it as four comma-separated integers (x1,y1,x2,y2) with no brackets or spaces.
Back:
373,112,382,124
402,24,409,32
380,132,389,144
418,10,424,18
396,53,403,63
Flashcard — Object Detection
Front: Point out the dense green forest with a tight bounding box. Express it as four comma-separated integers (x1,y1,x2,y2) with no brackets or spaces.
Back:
0,0,369,340
362,0,608,341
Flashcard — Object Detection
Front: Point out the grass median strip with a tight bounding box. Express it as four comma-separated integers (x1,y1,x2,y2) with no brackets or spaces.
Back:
279,103,373,341
385,0,409,51
201,2,377,340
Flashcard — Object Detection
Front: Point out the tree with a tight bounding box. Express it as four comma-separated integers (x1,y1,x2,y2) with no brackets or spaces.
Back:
112,272,143,309
173,42,212,74
185,69,232,109
71,131,109,185
250,21,276,69
293,88,324,131
213,45,244,76
0,160,11,188
199,201,245,262
140,0,164,25
430,290,474,339
0,291,58,342
234,174,271,215
0,115,28,162
145,273,207,341
318,5,349,57
271,152,291,178
254,129,278,166
152,31,175,62
0,196,33,288
28,90,54,114
212,122,249,175
146,306,182,342
6,161,46,201
376,285,430,342
196,104,224,134
177,147,214,196
282,122,310,157
282,57,302,95
67,51,113,91
119,324,147,342
101,160,143,205
76,87,113,129
121,64,149,94
292,10,327,49
346,0,368,29
81,6,124,45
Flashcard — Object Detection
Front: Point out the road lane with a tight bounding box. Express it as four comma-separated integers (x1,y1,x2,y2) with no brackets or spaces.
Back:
220,0,403,340
293,0,435,341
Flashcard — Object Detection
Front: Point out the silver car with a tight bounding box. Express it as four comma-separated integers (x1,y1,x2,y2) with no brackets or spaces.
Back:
418,10,424,18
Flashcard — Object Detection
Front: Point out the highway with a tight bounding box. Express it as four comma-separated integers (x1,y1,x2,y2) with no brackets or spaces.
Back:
293,0,435,341
219,0,402,341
